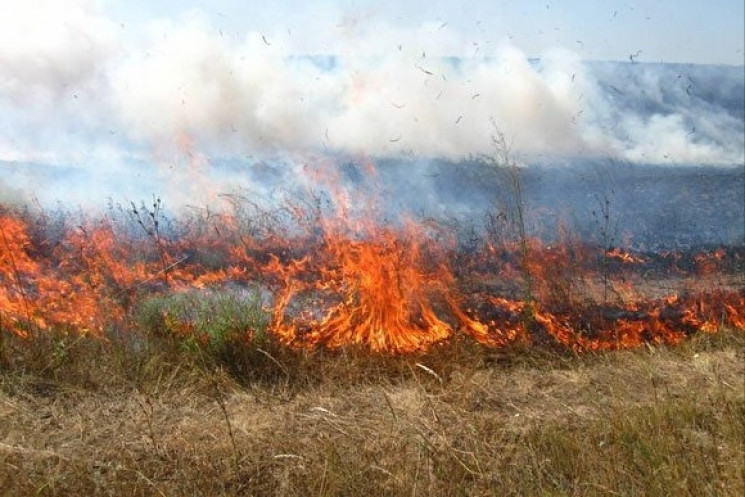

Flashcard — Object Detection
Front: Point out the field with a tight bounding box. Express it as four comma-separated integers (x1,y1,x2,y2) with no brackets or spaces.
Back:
1,328,743,496
1,162,744,495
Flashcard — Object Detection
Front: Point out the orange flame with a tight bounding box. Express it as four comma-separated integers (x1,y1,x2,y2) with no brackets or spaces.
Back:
606,247,647,264
267,225,461,353
1,178,743,355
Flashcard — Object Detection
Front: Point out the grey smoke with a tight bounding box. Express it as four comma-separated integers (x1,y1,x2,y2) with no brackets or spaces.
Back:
0,1,743,210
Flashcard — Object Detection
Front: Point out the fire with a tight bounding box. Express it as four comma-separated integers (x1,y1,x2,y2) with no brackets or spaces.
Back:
606,247,646,264
267,227,457,352
0,214,40,337
1,174,743,355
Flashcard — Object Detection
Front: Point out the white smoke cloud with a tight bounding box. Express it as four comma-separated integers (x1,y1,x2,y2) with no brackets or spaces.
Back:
107,14,743,164
621,113,740,164
578,62,745,165
0,0,742,208
110,17,593,160
0,0,117,105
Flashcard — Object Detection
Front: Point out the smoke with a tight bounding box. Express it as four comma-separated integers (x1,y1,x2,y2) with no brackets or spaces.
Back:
0,1,743,208
0,0,118,170
108,18,590,159
580,62,745,164
0,0,116,104
0,178,27,205
106,14,742,164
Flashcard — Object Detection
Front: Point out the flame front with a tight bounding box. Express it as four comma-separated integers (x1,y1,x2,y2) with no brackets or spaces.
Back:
1,188,743,355
268,227,457,353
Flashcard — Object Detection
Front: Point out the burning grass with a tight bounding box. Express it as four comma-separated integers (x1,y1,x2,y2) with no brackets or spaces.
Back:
1,196,742,357
0,183,743,494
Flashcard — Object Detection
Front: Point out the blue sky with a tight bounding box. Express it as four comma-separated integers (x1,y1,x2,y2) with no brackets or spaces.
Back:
102,0,744,64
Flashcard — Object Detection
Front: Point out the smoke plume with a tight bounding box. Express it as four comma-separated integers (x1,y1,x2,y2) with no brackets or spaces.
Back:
0,1,743,208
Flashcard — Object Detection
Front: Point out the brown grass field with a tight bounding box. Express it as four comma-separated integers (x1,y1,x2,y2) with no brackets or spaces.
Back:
1,325,743,496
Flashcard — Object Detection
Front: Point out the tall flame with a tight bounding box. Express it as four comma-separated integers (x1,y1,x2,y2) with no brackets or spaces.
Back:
1,176,743,355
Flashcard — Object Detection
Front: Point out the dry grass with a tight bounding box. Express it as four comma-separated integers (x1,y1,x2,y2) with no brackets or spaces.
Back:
1,328,743,496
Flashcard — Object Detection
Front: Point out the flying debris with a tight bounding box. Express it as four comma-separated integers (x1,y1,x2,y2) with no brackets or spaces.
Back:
415,65,434,76
685,76,697,95
455,115,463,124
262,35,271,45
472,93,481,100
389,135,402,142
629,50,642,63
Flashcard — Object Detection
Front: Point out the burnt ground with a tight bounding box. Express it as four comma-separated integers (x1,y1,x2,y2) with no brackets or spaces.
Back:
365,159,744,251
5,155,743,253
518,162,745,251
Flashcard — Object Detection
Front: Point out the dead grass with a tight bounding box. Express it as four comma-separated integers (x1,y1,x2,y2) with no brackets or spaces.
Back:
1,328,743,496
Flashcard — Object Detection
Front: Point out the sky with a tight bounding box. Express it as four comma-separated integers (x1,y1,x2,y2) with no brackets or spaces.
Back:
0,0,743,207
103,0,744,65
